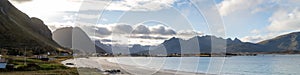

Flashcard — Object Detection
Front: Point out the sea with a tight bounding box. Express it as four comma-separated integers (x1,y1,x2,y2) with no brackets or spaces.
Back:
107,54,300,75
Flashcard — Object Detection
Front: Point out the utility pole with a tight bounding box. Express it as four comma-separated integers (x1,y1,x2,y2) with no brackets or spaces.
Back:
24,47,26,65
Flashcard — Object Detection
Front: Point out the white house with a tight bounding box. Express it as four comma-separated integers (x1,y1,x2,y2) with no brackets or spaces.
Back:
0,55,7,69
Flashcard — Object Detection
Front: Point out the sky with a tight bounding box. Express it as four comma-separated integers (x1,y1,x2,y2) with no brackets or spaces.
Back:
9,0,300,46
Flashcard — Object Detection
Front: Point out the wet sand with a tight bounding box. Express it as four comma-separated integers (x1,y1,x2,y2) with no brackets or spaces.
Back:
62,57,207,75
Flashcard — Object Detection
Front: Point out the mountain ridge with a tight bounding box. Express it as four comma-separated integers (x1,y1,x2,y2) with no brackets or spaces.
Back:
0,0,67,55
258,32,300,51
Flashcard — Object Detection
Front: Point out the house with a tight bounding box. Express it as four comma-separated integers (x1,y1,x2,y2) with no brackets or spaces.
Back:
36,55,49,61
0,55,7,69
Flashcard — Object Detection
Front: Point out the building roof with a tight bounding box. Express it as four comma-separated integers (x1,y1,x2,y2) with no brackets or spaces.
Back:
0,58,6,63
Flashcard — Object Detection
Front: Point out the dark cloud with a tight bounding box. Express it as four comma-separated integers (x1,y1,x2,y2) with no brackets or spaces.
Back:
132,25,150,34
84,24,199,39
93,24,178,36
96,27,111,35
150,26,176,35
112,24,133,34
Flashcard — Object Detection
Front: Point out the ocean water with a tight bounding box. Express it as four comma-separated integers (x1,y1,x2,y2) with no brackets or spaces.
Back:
107,55,300,75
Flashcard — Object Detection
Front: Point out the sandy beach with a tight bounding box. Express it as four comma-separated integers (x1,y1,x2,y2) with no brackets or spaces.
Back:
61,57,207,75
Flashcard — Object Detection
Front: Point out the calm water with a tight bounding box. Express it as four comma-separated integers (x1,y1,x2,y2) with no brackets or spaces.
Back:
107,55,300,75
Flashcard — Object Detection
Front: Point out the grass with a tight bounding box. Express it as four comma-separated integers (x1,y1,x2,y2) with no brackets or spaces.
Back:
0,68,78,75
0,56,82,75
39,64,68,70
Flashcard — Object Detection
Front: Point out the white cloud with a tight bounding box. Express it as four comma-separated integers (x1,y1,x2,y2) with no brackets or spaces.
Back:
77,13,99,19
240,31,299,43
218,0,266,16
176,30,203,39
250,29,261,34
267,8,300,32
105,0,176,11
10,0,176,28
177,30,203,35
241,35,264,43
241,33,275,43
47,21,75,31
10,0,82,17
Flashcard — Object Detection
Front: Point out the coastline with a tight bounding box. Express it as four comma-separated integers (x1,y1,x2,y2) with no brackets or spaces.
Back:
62,57,208,75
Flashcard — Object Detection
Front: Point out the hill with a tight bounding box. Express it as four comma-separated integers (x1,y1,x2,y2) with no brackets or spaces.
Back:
52,27,106,54
0,0,66,55
259,32,300,52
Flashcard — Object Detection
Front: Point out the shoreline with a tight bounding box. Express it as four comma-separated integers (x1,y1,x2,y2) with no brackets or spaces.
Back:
62,57,208,75
104,57,209,75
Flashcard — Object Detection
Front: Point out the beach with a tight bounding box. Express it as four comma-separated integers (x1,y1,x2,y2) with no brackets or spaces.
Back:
62,57,206,75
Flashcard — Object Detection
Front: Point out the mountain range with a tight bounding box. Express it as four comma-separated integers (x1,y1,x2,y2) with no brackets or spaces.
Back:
90,31,300,54
142,32,300,54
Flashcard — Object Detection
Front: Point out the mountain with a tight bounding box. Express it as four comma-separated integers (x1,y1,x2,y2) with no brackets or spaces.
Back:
141,32,300,54
129,44,151,54
138,35,267,54
96,32,300,54
258,32,300,51
52,27,106,53
52,27,73,48
0,0,66,55
95,40,112,53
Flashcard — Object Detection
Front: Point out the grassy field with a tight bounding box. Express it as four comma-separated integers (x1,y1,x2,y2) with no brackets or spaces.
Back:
0,56,80,75
0,68,78,75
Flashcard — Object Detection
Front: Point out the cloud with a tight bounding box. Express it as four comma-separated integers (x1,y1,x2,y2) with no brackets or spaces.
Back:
250,29,261,34
94,24,177,36
177,30,203,35
91,24,203,38
240,32,292,43
132,25,151,34
149,25,176,35
10,0,32,3
218,0,267,16
95,27,111,36
105,0,176,11
54,23,203,45
241,35,265,43
77,14,100,19
240,34,275,43
111,24,133,34
267,8,300,32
